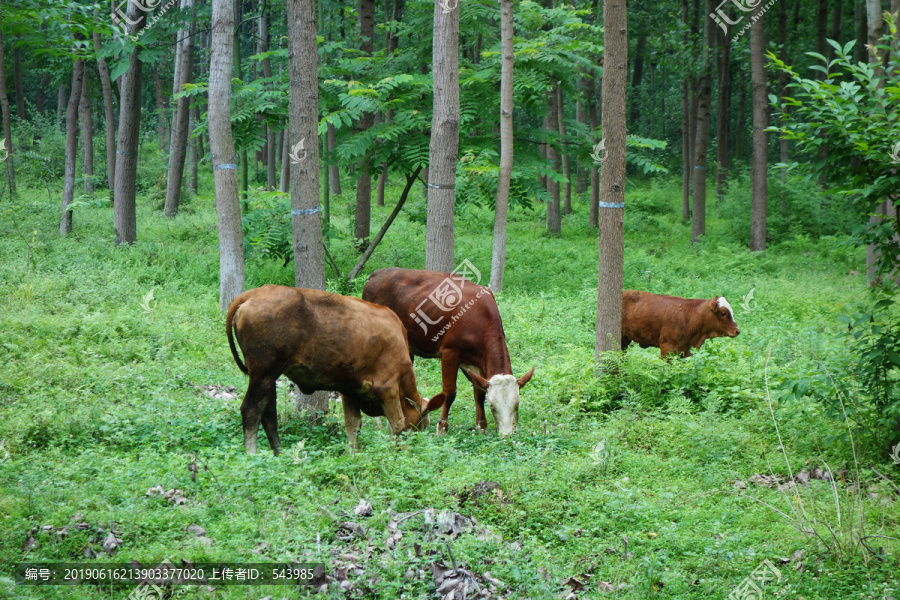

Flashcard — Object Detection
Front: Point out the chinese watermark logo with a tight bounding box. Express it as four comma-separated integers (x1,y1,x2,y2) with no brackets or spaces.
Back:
0,439,8,464
0,138,8,163
590,139,608,164
710,0,778,40
890,141,900,165
727,559,782,600
111,0,180,40
740,288,756,313
439,0,459,14
410,259,483,341
891,443,900,465
140,289,156,314
289,138,308,165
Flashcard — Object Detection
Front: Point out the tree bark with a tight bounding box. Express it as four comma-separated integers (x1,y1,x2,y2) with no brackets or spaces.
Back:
280,132,290,192
545,88,561,235
36,73,51,115
57,84,67,129
855,0,868,65
557,85,572,216
826,0,841,64
165,0,196,217
715,27,730,196
79,73,94,196
233,0,248,193
629,32,646,124
114,2,146,245
749,7,768,252
61,57,86,235
354,0,376,249
489,0,514,293
595,0,626,360
0,28,15,193
589,86,600,229
575,97,589,193
680,0,690,220
259,0,277,191
425,0,460,273
13,43,25,120
690,0,713,244
152,63,169,151
210,0,246,309
189,104,199,194
93,32,117,199
327,121,340,194
288,0,329,414
815,0,828,79
777,0,788,182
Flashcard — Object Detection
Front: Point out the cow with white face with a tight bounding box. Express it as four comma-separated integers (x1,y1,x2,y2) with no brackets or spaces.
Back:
363,268,535,436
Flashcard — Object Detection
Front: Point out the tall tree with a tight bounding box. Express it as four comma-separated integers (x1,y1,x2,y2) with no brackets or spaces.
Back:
152,63,169,150
715,24,730,196
0,28,15,193
57,84,66,129
288,0,328,413
61,54,86,235
425,0,460,273
114,4,147,245
690,0,714,243
353,0,376,250
258,0,277,191
489,0,514,292
630,32,646,124
79,73,94,196
327,121,340,194
749,8,768,251
557,85,572,215
595,0,626,360
12,40,24,121
546,88,562,235
815,0,828,79
165,0,196,217
680,0,690,220
93,32,116,198
210,0,246,308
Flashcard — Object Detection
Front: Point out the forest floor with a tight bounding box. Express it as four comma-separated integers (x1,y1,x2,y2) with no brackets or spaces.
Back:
0,173,898,599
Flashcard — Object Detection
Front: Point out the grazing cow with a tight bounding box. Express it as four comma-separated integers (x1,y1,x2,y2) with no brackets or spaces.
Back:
621,290,741,358
363,267,534,436
226,285,433,453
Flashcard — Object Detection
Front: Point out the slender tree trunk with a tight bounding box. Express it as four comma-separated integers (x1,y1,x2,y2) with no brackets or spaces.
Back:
152,63,169,150
557,86,572,215
815,0,828,79
681,80,690,220
259,0,277,191
165,0,196,217
79,74,94,196
865,0,890,282
0,29,15,193
855,0,868,65
691,0,713,243
425,0,460,273
61,57,86,235
734,65,746,163
377,165,386,206
354,0,376,249
629,32,646,124
288,0,329,414
827,0,841,63
189,104,199,194
715,28,730,196
232,0,248,193
327,122,340,194
595,0,626,360
749,7,768,252
57,84,67,129
575,97,589,193
546,88,561,234
210,0,246,309
93,33,116,198
280,133,290,192
113,3,147,245
490,0,514,292
13,44,25,121
36,73,51,115
589,88,600,229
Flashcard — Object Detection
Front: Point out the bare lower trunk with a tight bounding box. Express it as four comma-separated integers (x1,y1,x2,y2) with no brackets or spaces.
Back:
425,0,460,273
280,133,290,192
57,84,67,129
152,63,169,150
691,0,713,244
210,0,246,309
93,32,116,198
715,28,730,196
749,8,768,251
36,73,50,115
165,0,196,217
595,0,626,360
681,80,690,219
327,122,340,195
574,97,589,194
259,1,277,191
589,87,599,229
0,29,15,192
79,73,94,196
13,44,25,120
545,88,561,235
61,58,86,235
354,166,372,249
556,85,571,215
489,0,514,292
189,104,199,194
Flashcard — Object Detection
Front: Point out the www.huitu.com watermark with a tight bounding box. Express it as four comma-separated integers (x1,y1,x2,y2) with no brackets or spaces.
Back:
289,138,308,165
112,0,180,41
727,558,783,599
709,0,779,41
410,259,484,341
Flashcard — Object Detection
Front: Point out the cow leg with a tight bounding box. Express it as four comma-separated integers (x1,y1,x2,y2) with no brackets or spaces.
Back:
473,385,488,431
435,351,461,435
241,376,276,454
260,391,281,455
380,385,409,435
342,396,362,453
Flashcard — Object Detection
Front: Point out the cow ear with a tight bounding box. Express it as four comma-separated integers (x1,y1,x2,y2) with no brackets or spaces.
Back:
462,368,489,391
517,367,535,388
425,393,445,412
709,297,720,312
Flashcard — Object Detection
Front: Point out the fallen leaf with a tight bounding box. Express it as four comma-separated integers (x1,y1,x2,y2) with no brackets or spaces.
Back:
102,531,123,554
353,499,373,517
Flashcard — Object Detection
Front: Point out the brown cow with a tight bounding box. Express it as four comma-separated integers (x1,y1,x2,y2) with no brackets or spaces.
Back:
621,290,741,358
226,285,434,453
363,267,534,436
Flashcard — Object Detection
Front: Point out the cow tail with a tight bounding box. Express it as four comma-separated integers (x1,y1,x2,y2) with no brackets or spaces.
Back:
226,298,249,375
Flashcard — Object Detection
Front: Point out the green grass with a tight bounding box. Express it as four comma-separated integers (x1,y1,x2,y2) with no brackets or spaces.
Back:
0,164,897,600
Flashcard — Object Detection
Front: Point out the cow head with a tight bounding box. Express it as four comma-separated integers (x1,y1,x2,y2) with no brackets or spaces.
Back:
402,396,432,431
463,367,535,436
710,297,740,338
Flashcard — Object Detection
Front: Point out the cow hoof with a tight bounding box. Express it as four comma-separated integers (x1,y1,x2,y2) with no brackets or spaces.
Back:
476,420,488,432
436,420,449,435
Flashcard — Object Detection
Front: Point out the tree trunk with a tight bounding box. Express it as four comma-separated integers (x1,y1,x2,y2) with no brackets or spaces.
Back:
715,27,730,196
232,0,248,194
13,44,25,121
749,7,768,252
93,32,117,199
165,0,196,217
189,104,199,194
327,121,340,194
61,58,86,235
629,32,646,124
827,0,841,63
545,88,561,235
152,63,169,150
866,0,884,76
259,0,277,191
815,0,828,79
36,73,50,115
776,0,789,182
288,0,329,414
681,80,690,220
589,88,600,229
0,28,15,193
353,0,376,249
595,0,626,360
690,0,713,244
79,73,94,196
114,2,147,245
280,132,290,192
855,0,868,65
557,85,572,216
377,164,386,206
489,0,514,292
425,0,460,273
210,0,246,309
575,97,589,193
57,84,67,129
